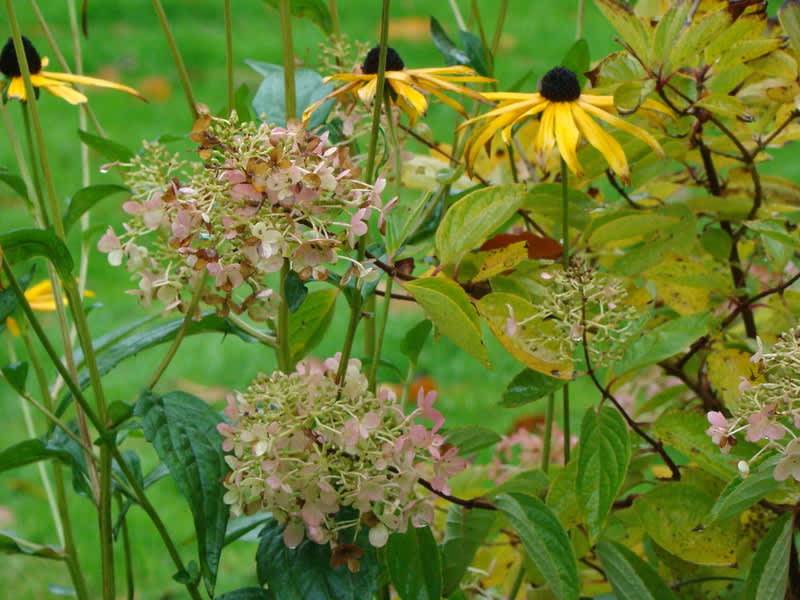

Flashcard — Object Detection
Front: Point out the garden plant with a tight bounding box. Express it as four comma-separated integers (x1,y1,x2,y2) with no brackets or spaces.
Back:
2,0,800,598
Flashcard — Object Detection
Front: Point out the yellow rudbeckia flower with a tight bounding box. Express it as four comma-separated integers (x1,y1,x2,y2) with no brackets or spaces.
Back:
303,46,493,126
463,66,669,184
0,36,144,105
5,279,95,336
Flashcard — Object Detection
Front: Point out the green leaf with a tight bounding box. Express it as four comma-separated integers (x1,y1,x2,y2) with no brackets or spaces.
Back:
261,0,332,33
459,30,489,76
399,319,432,365
436,183,525,267
441,506,495,596
780,0,800,58
284,270,308,313
523,183,594,231
653,0,690,71
0,438,72,473
588,212,680,248
256,516,379,600
490,469,549,499
1,362,29,395
77,129,134,162
135,390,230,596
594,0,652,66
249,64,333,128
0,531,65,560
215,589,271,600
495,493,579,600
670,7,731,69
402,277,488,367
234,83,253,122
577,407,630,542
561,38,590,86
387,526,442,600
224,514,273,546
430,17,471,66
501,368,567,407
596,540,678,600
445,426,501,456
0,168,28,200
743,512,792,600
0,228,74,281
708,457,782,522
62,184,129,234
633,482,739,566
288,288,338,364
652,409,757,480
613,312,711,377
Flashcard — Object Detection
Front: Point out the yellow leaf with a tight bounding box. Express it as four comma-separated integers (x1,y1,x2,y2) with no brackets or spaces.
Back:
472,242,528,282
706,345,761,409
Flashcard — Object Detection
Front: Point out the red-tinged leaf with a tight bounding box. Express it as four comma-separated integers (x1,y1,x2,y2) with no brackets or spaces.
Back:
479,232,563,260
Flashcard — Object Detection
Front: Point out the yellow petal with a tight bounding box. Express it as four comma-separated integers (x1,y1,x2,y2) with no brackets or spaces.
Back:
357,77,378,104
579,101,665,157
28,296,59,311
553,103,583,177
40,70,144,101
580,94,673,117
5,317,20,337
407,66,481,75
323,72,371,83
7,77,28,101
42,81,88,105
483,92,543,102
535,103,556,163
301,80,360,123
411,72,490,103
25,280,55,299
571,104,629,182
390,78,428,115
465,110,519,170
457,97,544,132
422,84,468,116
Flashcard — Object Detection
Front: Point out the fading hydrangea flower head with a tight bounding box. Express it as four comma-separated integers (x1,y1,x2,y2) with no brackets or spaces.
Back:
218,355,466,550
99,109,384,321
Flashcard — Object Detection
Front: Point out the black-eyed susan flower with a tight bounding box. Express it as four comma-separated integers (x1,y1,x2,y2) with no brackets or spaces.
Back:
4,279,95,336
303,46,493,126
0,36,143,105
463,66,670,183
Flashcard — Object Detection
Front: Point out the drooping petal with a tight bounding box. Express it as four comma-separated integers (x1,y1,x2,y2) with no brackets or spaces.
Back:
356,77,378,104
571,103,629,181
579,101,665,157
39,70,144,100
40,80,88,104
458,96,544,132
534,103,556,164
483,92,544,103
553,102,582,177
6,77,28,101
580,93,673,116
420,84,468,116
390,78,429,116
410,72,489,104
301,80,360,123
465,110,519,170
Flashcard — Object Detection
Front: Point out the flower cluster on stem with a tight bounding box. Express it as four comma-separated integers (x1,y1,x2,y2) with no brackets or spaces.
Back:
99,110,384,321
218,355,466,549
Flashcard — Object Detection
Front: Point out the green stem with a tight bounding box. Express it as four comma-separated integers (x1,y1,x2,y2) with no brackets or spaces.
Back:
560,157,571,463
110,447,203,600
146,274,207,389
575,0,585,40
151,0,198,119
508,562,526,599
224,0,235,114
328,0,340,36
278,0,297,122
335,285,364,385
364,0,391,185
491,0,508,57
227,314,277,346
117,495,136,600
447,0,467,30
277,259,292,373
19,106,46,222
0,99,37,214
541,393,554,474
368,277,394,391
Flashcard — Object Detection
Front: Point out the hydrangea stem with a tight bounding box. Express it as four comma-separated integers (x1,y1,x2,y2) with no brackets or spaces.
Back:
541,393,554,474
560,157,571,463
151,0,198,119
279,0,296,122
224,0,235,114
575,0,585,40
328,0,341,36
278,259,293,373
368,277,394,391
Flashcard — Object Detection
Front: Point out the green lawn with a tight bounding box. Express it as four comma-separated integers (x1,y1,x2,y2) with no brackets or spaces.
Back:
0,1,788,598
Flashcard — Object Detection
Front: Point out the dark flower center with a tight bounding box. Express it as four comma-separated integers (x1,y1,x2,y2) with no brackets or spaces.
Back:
539,66,581,102
362,46,405,74
0,36,42,78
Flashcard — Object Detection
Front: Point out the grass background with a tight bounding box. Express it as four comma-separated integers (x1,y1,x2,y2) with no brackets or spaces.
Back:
0,1,789,598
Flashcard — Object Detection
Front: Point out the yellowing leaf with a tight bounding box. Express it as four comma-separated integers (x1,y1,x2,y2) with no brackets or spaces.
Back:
588,213,680,249
594,0,653,67
402,276,489,367
643,253,729,316
476,292,573,380
706,346,761,409
436,184,525,267
671,8,731,70
472,242,528,282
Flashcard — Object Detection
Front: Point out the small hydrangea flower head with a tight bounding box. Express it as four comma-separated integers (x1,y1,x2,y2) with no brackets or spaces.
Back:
462,66,670,183
303,45,494,126
774,438,800,482
219,357,466,549
0,36,143,104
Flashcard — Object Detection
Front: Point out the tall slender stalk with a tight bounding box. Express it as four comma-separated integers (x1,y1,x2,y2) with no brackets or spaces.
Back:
560,157,571,463
224,0,234,114
328,0,341,37
279,0,297,122
277,259,292,373
151,0,198,119
368,278,394,391
491,0,508,57
541,393,554,474
335,0,391,385
575,0,585,40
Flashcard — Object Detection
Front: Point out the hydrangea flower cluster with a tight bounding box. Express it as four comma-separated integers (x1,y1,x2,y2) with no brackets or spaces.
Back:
706,328,800,482
217,355,466,549
98,110,384,320
507,259,641,368
488,420,576,486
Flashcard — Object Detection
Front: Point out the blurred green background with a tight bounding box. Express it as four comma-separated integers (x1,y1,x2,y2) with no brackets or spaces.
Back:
0,1,786,598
